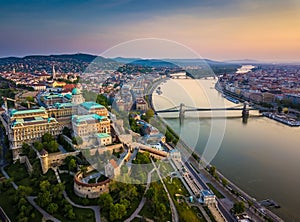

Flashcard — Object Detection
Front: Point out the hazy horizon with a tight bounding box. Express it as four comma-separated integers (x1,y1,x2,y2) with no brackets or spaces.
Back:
1,52,299,64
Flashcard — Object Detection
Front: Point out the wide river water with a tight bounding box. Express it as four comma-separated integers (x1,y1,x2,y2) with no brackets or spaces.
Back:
152,78,300,221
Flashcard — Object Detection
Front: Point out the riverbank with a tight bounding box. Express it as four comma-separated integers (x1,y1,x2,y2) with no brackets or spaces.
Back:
151,78,292,221
263,112,300,127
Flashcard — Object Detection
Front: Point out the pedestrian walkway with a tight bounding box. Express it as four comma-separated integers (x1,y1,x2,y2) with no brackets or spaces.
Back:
1,164,61,222
63,191,101,222
124,168,155,222
208,205,227,222
54,168,101,222
151,159,179,222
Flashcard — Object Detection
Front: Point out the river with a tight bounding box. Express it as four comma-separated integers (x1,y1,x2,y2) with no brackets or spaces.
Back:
152,78,300,222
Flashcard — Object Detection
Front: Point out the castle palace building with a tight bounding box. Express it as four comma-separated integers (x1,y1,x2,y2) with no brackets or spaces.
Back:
72,114,111,137
2,88,110,160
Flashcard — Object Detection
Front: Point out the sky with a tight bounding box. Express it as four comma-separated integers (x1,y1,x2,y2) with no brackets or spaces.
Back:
1,0,300,61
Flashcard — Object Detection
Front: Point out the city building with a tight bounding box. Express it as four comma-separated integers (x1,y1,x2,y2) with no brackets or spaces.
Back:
79,101,108,116
72,114,110,137
169,149,181,162
284,94,300,104
31,84,46,91
1,88,110,160
74,171,110,198
95,133,112,146
50,81,66,88
198,190,217,205
8,107,65,159
136,97,148,111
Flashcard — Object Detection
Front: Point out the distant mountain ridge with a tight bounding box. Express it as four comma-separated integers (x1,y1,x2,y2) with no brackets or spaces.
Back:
0,53,263,66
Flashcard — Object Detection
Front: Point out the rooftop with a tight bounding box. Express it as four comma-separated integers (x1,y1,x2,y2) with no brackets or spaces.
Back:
201,190,215,197
95,133,111,139
72,88,81,95
44,93,63,99
53,102,75,109
11,116,57,127
72,114,108,124
10,107,46,117
64,94,72,100
81,101,105,110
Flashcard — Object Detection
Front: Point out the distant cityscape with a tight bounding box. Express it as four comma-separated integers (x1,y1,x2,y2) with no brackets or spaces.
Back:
0,53,299,222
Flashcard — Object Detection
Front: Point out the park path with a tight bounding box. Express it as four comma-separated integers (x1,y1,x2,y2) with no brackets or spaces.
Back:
54,168,101,222
1,164,61,222
62,191,101,222
124,168,155,222
151,159,179,222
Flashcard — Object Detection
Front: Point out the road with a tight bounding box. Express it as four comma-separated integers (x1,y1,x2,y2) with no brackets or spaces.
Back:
184,160,236,222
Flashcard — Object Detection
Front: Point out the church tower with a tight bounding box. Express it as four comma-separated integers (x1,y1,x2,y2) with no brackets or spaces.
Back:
52,65,56,79
72,88,85,105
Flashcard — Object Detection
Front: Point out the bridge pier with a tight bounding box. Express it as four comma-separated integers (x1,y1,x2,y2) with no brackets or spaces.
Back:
179,103,185,125
242,102,249,124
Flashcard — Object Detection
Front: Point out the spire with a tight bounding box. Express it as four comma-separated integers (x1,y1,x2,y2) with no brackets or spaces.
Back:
52,65,56,79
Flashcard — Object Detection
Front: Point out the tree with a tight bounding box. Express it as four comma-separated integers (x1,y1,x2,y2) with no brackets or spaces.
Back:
209,165,217,177
80,165,88,177
67,209,76,220
33,142,43,152
68,159,77,173
51,183,65,200
109,203,127,221
145,108,154,120
18,197,28,209
221,178,228,187
17,186,32,198
43,140,59,153
232,202,245,214
42,133,54,143
28,149,36,160
37,191,52,208
129,116,140,133
39,180,51,192
21,143,31,155
47,203,58,214
98,193,113,212
62,127,72,138
25,96,34,102
121,165,128,174
96,94,108,108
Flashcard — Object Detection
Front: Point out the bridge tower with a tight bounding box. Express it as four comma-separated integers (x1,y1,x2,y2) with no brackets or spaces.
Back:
242,102,249,123
179,103,185,124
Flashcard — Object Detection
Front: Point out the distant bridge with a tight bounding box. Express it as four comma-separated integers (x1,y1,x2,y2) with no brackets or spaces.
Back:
155,103,267,124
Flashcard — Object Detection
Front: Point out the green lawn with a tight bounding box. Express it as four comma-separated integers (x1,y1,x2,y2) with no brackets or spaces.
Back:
52,207,95,222
164,177,189,197
206,183,225,199
164,177,206,222
140,179,172,221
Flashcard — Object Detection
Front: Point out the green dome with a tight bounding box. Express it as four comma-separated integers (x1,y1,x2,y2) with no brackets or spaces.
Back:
72,88,81,95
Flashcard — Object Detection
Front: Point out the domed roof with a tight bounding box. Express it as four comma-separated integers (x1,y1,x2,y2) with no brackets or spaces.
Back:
72,88,81,95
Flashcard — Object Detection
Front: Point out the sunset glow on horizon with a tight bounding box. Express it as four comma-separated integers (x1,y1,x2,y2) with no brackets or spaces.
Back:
1,0,300,62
